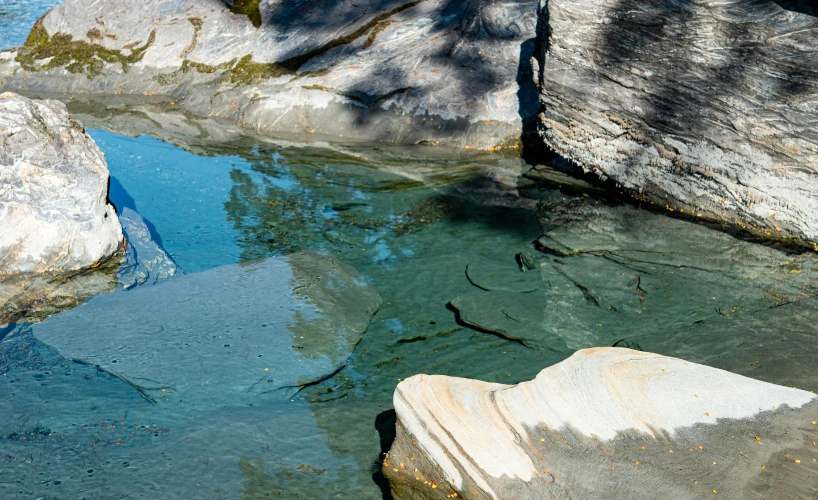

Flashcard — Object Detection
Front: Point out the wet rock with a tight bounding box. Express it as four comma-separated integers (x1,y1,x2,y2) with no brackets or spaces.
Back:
529,203,818,349
465,257,540,293
385,347,818,499
30,250,381,404
449,290,564,351
0,257,120,326
0,92,123,272
0,0,540,149
117,207,179,289
535,0,818,245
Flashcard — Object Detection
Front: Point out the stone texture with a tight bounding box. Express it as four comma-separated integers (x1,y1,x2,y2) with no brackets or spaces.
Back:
535,0,818,246
385,347,818,499
0,92,123,272
0,0,541,150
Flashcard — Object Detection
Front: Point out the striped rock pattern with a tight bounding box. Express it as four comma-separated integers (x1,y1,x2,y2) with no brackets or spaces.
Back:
385,348,818,499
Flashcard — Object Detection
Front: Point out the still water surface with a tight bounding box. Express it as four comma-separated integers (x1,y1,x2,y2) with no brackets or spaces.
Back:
2,2,818,499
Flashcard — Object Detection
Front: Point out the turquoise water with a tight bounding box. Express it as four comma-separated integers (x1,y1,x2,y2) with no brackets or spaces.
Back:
2,2,818,499
3,127,818,499
0,0,62,49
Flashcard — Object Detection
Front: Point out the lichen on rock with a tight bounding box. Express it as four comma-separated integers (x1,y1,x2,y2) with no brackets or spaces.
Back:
15,17,155,77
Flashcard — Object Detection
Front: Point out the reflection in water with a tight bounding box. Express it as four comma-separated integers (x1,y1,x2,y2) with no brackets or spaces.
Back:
2,133,818,499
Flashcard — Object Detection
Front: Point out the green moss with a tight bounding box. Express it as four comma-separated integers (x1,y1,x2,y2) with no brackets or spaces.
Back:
153,58,234,86
16,18,156,78
229,54,292,85
228,0,263,28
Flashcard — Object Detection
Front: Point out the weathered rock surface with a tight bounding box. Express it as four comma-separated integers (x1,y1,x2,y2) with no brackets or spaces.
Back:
0,92,123,272
385,347,818,499
535,0,818,245
0,0,540,149
31,250,381,404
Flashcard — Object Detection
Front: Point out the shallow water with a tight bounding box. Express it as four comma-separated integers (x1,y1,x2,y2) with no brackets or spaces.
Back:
0,0,62,50
3,126,818,499
3,2,818,499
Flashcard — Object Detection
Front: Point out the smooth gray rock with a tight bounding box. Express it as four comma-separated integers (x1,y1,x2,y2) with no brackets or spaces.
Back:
535,0,818,246
31,250,382,405
385,347,818,500
0,92,123,272
0,0,540,150
118,207,179,289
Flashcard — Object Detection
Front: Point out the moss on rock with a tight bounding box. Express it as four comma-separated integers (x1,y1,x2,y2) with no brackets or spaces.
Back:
229,54,292,85
227,0,263,28
16,17,156,78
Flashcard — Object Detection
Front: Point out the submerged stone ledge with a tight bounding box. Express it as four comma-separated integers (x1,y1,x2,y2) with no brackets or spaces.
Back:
385,347,818,499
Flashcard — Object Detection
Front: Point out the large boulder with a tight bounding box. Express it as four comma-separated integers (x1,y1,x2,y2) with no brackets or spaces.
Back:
385,347,818,499
0,92,123,272
535,0,818,245
0,0,540,149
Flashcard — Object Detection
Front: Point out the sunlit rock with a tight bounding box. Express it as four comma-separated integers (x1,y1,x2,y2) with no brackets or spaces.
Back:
30,250,381,404
0,92,123,272
0,0,539,148
535,0,818,245
385,347,818,499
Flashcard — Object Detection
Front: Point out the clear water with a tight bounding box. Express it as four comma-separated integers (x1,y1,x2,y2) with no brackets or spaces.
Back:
0,0,62,50
3,2,818,499
3,126,818,498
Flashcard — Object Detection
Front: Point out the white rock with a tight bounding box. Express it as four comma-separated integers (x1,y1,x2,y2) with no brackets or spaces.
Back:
0,92,122,272
386,347,818,499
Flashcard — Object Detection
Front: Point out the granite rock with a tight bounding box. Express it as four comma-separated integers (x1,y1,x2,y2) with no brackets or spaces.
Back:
0,92,122,272
0,0,541,149
535,0,818,245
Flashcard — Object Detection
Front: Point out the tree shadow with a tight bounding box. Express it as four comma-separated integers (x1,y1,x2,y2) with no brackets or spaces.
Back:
592,0,817,151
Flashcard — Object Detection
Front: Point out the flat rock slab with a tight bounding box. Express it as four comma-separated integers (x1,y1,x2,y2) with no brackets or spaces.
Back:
31,250,381,404
536,0,818,244
385,347,818,499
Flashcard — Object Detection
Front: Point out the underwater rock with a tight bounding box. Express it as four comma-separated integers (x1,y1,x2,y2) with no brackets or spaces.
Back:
0,92,123,272
118,207,179,289
31,250,381,404
535,0,818,245
0,0,539,149
385,347,818,499
529,203,818,350
449,290,564,351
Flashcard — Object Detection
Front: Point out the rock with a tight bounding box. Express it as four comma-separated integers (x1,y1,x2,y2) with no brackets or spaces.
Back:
535,0,818,245
385,347,818,499
117,207,179,289
30,250,381,404
0,257,119,326
0,0,540,149
449,290,562,350
0,92,123,272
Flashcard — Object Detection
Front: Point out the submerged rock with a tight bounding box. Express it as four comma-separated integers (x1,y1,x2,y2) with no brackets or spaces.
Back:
535,0,818,245
118,207,179,289
385,347,818,499
0,92,123,272
0,0,540,149
30,250,381,404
